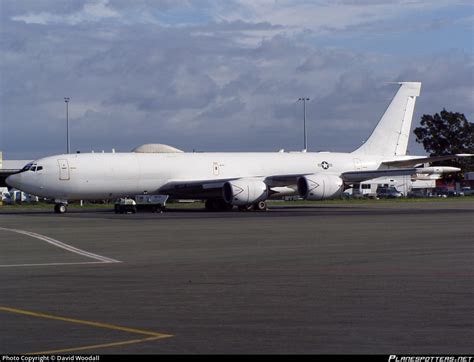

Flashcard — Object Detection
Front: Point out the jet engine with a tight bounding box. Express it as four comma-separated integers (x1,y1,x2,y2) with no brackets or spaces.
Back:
297,174,344,200
223,178,268,206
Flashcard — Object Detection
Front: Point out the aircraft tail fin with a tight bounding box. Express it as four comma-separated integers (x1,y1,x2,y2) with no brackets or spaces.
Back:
353,82,421,156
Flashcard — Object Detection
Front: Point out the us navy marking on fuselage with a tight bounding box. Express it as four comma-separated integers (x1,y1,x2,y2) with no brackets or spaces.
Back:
318,161,332,170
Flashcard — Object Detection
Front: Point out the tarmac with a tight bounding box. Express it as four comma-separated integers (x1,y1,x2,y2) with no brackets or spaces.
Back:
0,200,473,354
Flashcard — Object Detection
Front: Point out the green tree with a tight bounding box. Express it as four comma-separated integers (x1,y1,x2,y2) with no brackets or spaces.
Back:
414,109,474,172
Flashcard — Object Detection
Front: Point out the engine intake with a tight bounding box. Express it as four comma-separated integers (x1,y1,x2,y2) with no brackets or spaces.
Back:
223,179,268,206
297,174,344,200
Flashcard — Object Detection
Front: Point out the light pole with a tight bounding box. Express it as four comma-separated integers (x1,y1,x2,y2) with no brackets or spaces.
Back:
298,97,310,151
64,97,70,154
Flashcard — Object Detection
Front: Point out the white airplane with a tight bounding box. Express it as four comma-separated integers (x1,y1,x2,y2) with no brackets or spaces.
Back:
6,82,471,213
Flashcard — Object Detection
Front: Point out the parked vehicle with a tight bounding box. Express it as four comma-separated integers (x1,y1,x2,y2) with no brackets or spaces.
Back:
114,198,137,214
407,190,426,198
1,187,12,204
431,188,450,197
376,186,403,198
114,194,168,214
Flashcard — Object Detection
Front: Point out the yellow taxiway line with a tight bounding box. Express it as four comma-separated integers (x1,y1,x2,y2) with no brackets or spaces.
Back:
0,306,173,354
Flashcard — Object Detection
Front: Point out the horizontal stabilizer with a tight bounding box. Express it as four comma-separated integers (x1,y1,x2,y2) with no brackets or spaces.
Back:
342,163,464,183
382,154,473,168
342,168,417,183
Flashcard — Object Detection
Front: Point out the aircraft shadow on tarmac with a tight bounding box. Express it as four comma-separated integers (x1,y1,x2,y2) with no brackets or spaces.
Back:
1,204,470,221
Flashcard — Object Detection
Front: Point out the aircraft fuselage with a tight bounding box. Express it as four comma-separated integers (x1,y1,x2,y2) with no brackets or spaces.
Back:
7,151,381,200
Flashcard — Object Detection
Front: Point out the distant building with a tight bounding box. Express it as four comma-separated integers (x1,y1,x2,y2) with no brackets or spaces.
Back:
464,172,474,181
350,175,436,197
0,152,32,187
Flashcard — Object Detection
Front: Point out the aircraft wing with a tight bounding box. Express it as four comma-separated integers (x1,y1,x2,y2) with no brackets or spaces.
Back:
382,154,473,168
341,168,417,183
158,174,302,198
157,160,463,195
158,178,238,198
160,169,421,195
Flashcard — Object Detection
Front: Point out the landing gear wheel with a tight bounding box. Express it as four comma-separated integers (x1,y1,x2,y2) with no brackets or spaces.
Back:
54,203,68,214
238,205,253,211
253,201,267,211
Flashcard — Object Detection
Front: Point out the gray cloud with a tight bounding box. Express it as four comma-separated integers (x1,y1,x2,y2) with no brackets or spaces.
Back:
1,1,472,160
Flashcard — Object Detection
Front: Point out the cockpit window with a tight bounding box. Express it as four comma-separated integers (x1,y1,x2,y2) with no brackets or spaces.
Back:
18,162,42,173
20,162,34,172
18,162,43,173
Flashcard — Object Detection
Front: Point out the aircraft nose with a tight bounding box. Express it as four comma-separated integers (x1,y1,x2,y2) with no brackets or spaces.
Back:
6,173,22,189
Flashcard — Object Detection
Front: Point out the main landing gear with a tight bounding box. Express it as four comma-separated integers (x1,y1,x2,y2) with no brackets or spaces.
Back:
253,200,268,211
238,201,267,211
54,203,68,214
205,199,268,212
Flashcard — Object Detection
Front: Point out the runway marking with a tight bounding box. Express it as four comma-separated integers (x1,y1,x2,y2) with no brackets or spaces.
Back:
0,261,111,268
0,227,120,264
0,306,173,354
30,336,167,355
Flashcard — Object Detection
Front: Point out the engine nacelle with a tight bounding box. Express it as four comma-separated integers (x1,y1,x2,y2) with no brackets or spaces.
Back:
223,179,268,206
297,174,344,200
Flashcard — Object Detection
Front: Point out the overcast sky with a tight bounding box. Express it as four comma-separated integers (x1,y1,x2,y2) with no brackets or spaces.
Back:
1,0,473,159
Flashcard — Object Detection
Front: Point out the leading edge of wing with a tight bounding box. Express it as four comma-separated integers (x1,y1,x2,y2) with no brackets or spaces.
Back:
158,178,236,193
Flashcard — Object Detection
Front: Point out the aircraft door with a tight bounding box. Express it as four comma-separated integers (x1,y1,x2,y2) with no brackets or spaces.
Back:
35,165,44,189
58,159,70,180
213,162,219,176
